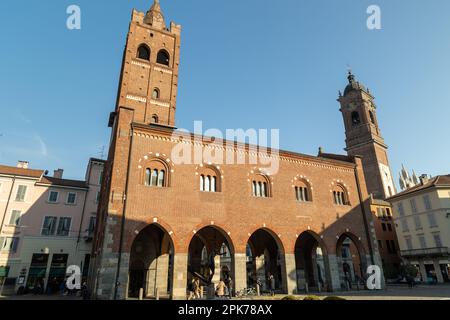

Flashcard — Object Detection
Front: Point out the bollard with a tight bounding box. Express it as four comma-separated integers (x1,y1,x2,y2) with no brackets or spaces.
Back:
256,284,260,296
318,281,321,293
155,288,160,300
139,288,144,300
305,282,309,294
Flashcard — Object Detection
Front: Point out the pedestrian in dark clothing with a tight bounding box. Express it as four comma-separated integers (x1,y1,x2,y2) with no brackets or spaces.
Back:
81,282,90,300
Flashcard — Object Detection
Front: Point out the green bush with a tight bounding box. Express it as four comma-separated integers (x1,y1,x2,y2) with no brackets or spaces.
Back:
303,295,322,300
323,296,346,301
281,295,298,300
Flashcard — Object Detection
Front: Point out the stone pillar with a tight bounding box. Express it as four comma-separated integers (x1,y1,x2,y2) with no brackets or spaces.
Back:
418,261,428,282
171,253,188,300
156,254,170,295
115,253,130,300
146,262,157,297
212,255,221,284
433,260,444,283
255,255,266,291
234,253,247,294
327,255,342,291
283,253,297,294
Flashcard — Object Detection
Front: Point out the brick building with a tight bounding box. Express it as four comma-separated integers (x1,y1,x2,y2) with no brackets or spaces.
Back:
338,72,402,277
90,1,385,300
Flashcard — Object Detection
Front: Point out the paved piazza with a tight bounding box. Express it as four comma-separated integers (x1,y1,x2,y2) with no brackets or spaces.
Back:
1,284,450,300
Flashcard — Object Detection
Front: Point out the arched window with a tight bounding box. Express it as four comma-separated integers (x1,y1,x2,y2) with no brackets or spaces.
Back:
143,159,170,188
351,111,361,126
198,166,220,193
251,174,270,198
157,50,170,66
151,115,159,124
332,185,349,206
152,88,160,99
294,179,312,202
369,110,376,125
137,44,150,61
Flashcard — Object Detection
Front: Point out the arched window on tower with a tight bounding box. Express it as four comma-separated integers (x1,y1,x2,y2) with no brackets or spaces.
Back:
157,50,170,66
151,115,159,124
152,88,160,99
351,111,361,126
137,44,150,61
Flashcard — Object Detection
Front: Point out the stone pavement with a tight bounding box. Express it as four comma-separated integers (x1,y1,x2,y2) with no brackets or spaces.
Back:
0,294,81,300
235,284,450,301
1,284,450,300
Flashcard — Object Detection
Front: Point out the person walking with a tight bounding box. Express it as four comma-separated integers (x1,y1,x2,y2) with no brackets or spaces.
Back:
216,280,226,298
188,278,196,300
226,278,233,299
193,277,201,299
268,273,275,296
81,282,90,300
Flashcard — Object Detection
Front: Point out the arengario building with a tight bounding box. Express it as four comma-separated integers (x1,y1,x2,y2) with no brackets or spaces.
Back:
90,1,396,300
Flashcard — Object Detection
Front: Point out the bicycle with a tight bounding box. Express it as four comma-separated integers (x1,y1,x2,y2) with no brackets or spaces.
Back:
235,287,257,298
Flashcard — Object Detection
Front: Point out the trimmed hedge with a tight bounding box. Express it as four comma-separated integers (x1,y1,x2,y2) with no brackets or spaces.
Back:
323,296,346,300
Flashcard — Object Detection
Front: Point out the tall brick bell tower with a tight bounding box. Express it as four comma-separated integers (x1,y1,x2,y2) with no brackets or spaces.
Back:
115,0,181,127
91,0,181,300
338,72,396,200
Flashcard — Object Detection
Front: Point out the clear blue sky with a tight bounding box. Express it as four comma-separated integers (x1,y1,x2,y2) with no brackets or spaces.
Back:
0,0,449,185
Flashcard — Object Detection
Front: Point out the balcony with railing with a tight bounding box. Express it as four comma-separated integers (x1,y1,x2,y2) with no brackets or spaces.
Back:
401,247,449,258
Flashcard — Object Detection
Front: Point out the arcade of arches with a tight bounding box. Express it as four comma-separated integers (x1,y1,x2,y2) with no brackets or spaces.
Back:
126,224,371,299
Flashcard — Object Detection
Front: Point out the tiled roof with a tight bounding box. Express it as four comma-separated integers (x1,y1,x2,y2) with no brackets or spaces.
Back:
38,176,88,189
0,165,44,179
387,174,450,200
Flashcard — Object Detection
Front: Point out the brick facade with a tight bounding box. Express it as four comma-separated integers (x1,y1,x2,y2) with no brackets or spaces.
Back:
90,1,383,300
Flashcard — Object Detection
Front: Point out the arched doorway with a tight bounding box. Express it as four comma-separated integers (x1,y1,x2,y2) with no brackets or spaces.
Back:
187,226,234,295
336,233,366,290
295,231,331,292
246,229,286,294
128,224,174,299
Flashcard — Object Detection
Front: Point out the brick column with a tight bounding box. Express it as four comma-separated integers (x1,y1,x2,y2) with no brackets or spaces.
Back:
171,253,188,300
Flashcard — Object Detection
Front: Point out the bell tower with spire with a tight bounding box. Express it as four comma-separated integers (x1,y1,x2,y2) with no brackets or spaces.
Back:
114,0,181,127
338,72,396,199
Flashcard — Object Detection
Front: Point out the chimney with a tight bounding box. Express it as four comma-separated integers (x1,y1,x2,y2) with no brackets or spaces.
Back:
53,169,64,179
17,161,29,169
419,174,429,185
